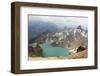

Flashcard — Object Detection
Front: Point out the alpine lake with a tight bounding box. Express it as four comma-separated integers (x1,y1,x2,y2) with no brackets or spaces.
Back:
40,42,70,57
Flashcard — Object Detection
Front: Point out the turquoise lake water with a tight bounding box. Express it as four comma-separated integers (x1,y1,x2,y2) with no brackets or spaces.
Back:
40,42,69,57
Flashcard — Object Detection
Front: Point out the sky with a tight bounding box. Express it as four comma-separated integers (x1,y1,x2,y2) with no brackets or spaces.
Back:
29,15,88,29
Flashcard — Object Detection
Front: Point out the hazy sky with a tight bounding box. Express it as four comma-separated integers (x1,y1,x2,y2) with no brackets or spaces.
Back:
29,15,88,29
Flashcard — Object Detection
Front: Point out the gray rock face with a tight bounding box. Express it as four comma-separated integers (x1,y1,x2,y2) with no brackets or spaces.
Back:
42,26,88,49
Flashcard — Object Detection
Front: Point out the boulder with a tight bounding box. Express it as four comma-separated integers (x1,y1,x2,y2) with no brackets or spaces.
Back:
77,46,86,52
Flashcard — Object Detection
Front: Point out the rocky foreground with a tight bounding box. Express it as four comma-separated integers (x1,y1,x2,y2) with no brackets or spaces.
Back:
67,50,87,59
28,50,87,60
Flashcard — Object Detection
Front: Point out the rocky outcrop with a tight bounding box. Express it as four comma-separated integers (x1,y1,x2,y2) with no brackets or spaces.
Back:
77,46,86,52
28,44,43,57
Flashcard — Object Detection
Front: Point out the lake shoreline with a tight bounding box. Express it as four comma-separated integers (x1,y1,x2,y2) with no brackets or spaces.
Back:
28,50,87,60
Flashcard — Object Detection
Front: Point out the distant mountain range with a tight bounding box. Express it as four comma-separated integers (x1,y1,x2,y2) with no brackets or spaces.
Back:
28,20,59,43
28,20,88,44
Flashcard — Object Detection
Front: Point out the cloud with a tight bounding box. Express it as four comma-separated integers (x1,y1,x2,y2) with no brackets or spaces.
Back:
29,15,88,28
